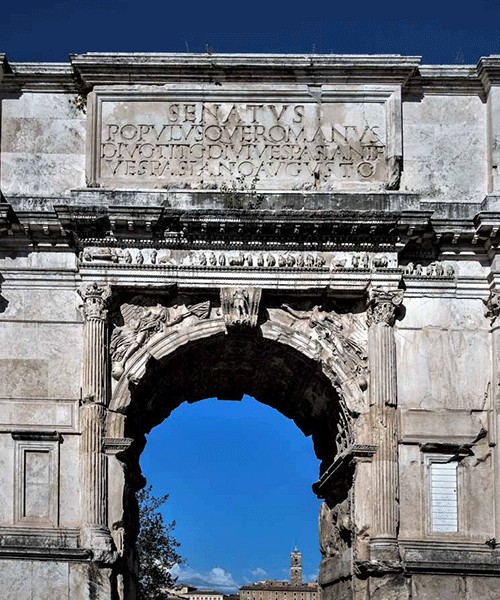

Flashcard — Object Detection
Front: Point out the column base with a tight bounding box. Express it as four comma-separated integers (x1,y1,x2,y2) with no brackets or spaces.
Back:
369,536,402,567
80,526,118,565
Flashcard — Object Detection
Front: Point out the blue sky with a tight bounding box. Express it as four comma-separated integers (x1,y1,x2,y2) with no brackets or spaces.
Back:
141,397,321,593
0,0,499,64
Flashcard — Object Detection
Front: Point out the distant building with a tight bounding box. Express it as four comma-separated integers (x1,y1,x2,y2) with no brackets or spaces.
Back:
185,590,224,600
239,549,319,600
290,548,302,587
171,586,224,600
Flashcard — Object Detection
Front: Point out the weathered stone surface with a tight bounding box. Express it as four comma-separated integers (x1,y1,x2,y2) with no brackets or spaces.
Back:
401,95,487,203
369,575,409,600
0,559,32,600
2,52,500,599
90,86,397,191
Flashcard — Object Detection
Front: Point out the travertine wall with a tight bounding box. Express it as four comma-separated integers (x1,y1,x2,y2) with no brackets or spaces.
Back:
1,53,500,599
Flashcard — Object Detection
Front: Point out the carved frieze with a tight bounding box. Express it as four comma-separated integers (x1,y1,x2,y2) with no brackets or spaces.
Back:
220,287,262,330
403,261,455,278
110,296,210,379
79,247,399,273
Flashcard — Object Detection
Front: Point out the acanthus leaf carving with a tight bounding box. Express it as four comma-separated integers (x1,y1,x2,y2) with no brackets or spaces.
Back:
78,282,112,321
220,287,262,330
367,288,404,327
110,296,210,379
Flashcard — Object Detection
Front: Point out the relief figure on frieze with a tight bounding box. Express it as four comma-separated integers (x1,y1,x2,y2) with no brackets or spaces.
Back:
111,296,210,379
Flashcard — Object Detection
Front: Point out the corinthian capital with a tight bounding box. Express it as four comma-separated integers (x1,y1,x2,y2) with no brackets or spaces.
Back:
78,282,112,321
367,288,404,327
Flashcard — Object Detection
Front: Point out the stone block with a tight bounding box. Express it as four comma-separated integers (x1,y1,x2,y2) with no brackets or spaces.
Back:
0,359,49,398
32,561,69,599
369,575,410,600
0,559,32,599
411,575,463,599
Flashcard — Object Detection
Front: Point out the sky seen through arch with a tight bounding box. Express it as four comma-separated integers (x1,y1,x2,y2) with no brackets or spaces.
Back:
140,396,322,594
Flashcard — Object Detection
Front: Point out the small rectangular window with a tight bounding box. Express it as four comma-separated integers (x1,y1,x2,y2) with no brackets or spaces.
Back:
430,460,458,533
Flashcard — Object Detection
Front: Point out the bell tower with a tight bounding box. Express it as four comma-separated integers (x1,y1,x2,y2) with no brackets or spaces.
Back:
290,547,302,586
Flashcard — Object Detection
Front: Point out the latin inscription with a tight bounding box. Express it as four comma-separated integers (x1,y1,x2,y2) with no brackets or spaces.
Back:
96,100,388,188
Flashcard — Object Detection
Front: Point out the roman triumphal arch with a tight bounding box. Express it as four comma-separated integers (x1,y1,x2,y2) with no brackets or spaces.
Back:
2,53,500,599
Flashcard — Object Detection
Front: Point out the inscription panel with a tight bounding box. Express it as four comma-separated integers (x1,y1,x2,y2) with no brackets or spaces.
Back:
88,85,402,191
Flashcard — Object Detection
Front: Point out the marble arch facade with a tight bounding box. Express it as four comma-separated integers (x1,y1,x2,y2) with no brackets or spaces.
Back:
1,53,500,599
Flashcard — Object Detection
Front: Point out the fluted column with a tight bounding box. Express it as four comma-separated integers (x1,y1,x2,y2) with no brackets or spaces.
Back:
367,288,403,562
78,282,113,552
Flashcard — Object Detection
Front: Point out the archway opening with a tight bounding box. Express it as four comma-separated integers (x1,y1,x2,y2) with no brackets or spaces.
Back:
110,330,356,596
140,395,322,592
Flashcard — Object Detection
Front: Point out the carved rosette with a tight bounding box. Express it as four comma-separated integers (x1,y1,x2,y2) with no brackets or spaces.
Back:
220,287,262,330
367,289,404,327
483,291,500,324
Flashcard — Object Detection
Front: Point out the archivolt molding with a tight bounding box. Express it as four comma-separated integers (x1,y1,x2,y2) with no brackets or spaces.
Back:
106,299,369,439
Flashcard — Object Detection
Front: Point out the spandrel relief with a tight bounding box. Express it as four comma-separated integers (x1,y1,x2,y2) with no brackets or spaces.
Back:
110,296,210,379
280,303,368,378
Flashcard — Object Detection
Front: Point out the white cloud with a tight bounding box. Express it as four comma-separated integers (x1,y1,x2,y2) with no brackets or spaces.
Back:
171,564,239,594
250,568,267,578
304,572,318,583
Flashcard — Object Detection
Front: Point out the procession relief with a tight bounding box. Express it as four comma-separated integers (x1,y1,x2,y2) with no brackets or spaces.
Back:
80,246,456,279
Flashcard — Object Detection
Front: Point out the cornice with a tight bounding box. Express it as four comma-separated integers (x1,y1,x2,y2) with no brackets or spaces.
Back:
56,204,428,251
0,53,11,83
477,55,500,93
70,53,422,90
0,53,500,95
0,61,76,92
4,194,500,253
405,65,485,97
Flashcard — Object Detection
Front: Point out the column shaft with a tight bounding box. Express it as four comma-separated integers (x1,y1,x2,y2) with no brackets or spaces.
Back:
367,288,403,558
369,322,399,539
78,283,112,546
